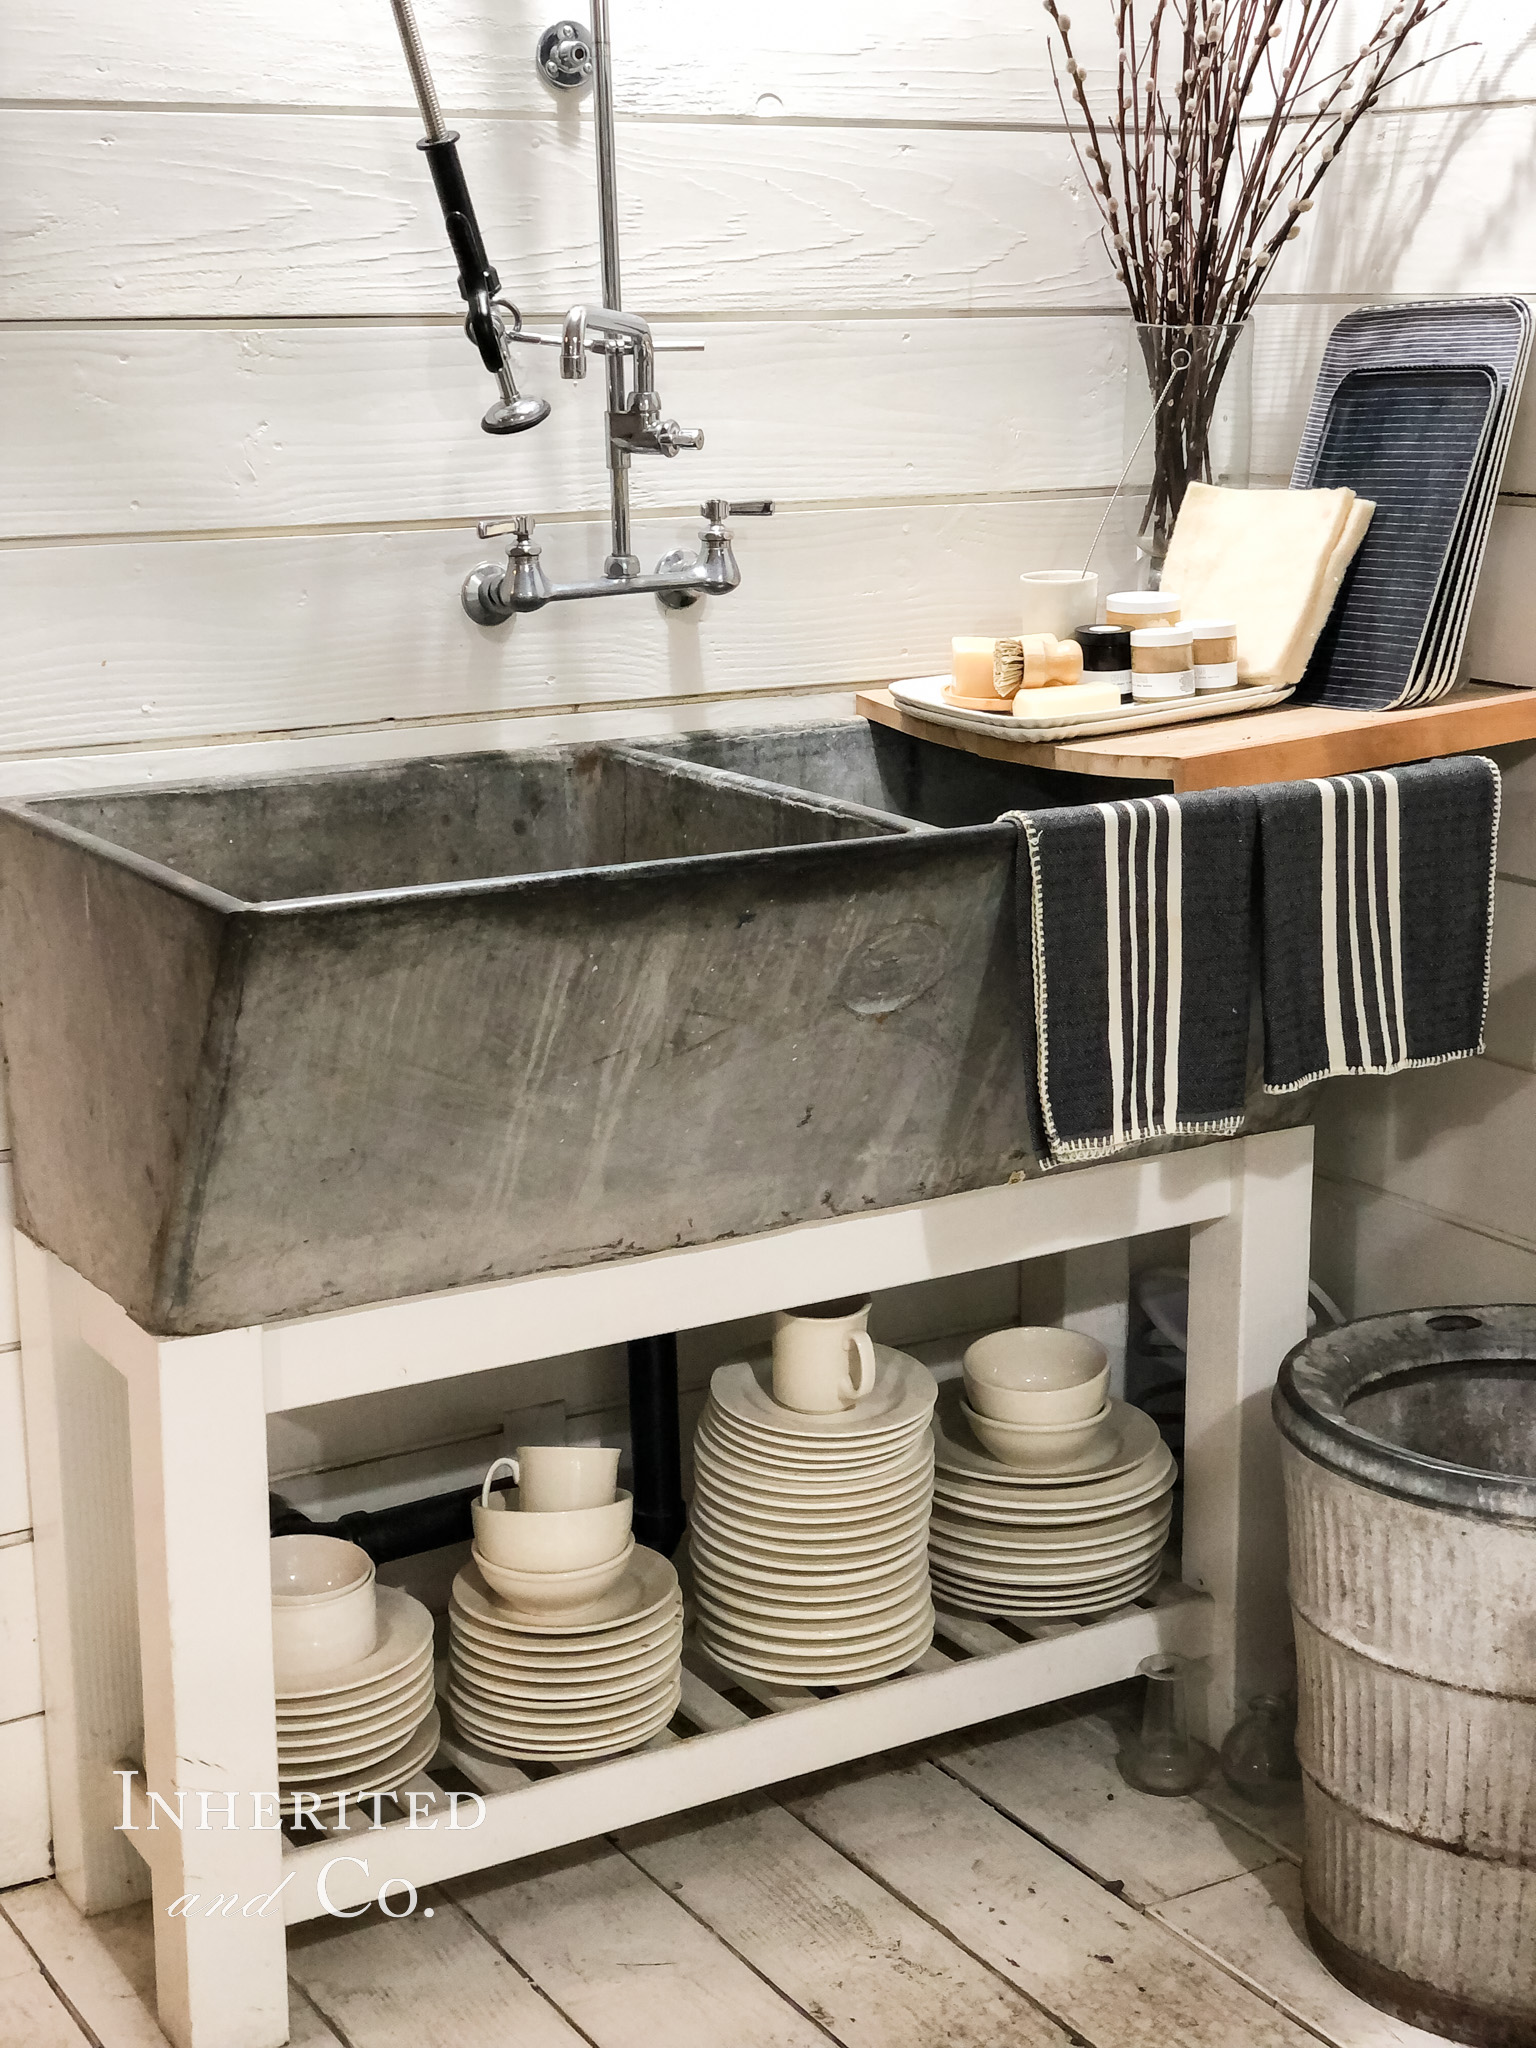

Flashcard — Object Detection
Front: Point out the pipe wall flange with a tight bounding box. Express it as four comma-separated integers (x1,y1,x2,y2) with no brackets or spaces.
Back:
538,20,594,91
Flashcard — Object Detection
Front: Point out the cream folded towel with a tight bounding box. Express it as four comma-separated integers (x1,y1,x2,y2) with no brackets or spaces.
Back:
1159,483,1375,687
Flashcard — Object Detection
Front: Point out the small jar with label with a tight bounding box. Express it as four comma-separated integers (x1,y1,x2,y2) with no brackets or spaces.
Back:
1073,624,1133,701
1130,625,1195,702
1187,619,1239,693
1106,589,1182,631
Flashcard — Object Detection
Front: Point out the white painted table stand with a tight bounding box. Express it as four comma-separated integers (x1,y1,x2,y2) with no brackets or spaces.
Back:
16,1124,1312,2048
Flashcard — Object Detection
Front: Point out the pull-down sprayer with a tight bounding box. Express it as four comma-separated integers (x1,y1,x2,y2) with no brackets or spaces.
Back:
387,0,551,435
386,0,771,619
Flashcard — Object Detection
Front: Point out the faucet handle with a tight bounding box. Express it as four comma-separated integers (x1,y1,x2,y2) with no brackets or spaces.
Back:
654,421,705,457
477,514,537,542
701,499,776,522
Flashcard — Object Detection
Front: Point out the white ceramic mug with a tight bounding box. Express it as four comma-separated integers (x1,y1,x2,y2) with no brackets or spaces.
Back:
269,1534,378,1688
771,1296,878,1413
1020,570,1098,641
481,1446,621,1515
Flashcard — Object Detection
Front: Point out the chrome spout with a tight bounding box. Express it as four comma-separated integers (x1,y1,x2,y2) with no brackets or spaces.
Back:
561,305,657,401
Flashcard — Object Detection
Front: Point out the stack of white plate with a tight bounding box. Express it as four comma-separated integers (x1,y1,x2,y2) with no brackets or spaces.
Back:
929,1381,1176,1618
690,1348,938,1685
447,1549,683,1760
276,1584,439,1816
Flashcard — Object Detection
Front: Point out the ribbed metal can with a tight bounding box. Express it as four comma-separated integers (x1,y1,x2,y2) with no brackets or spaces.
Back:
1274,1306,1536,2048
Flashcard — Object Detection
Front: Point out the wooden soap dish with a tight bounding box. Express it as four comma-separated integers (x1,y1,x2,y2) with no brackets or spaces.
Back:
942,686,1013,714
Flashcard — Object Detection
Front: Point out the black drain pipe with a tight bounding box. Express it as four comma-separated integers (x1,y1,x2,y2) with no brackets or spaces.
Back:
270,1482,481,1565
271,1332,689,1563
627,1332,688,1557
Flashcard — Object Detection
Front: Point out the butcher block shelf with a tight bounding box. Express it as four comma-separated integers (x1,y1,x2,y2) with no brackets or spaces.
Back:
857,680,1536,792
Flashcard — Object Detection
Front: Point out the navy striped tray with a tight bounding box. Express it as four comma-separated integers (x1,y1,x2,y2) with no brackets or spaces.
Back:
1296,363,1498,712
1289,297,1532,710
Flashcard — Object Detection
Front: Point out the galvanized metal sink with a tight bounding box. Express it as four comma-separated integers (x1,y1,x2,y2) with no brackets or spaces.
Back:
0,732,1047,1335
625,717,1135,826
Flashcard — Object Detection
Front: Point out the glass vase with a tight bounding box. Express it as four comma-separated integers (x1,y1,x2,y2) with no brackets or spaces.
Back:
1219,1692,1302,1806
1123,322,1254,585
1116,1652,1213,1796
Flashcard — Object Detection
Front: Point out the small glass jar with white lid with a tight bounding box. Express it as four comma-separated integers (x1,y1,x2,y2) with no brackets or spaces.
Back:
1187,619,1239,692
1129,624,1195,701
1106,589,1182,631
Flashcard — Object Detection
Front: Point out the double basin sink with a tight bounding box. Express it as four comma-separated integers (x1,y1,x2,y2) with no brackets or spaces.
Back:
0,720,1208,1335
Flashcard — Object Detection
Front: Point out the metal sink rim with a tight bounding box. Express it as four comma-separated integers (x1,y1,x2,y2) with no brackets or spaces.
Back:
0,738,981,916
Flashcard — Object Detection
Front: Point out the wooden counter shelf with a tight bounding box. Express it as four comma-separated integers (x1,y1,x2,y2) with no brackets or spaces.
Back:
857,679,1536,792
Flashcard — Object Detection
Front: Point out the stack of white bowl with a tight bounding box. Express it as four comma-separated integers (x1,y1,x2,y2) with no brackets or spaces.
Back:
272,1535,438,1816
690,1296,938,1685
928,1329,1176,1618
447,1446,682,1759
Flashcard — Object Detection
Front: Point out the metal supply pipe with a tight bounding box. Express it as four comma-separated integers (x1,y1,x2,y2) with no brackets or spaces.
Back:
589,0,635,570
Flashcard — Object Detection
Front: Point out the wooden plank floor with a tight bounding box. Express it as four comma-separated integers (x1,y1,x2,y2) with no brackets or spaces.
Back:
0,1691,1459,2048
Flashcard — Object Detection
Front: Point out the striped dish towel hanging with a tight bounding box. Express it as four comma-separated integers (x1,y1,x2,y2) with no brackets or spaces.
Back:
1007,791,1258,1166
1257,756,1500,1092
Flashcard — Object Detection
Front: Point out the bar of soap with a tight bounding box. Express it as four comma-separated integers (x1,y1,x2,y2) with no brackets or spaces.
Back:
951,637,1005,699
1012,678,1122,720
1160,483,1367,685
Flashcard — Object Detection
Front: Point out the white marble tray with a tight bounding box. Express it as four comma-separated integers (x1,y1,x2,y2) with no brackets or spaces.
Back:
888,673,1295,743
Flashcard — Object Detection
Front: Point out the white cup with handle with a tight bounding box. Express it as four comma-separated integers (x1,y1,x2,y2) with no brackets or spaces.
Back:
771,1296,878,1413
481,1445,621,1514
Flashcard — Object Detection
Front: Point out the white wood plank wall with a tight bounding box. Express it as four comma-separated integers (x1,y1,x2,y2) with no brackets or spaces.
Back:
0,0,1530,1882
1311,732,1536,1316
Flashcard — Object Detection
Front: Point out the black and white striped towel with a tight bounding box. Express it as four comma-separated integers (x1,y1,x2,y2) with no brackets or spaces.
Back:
1258,756,1500,1092
1009,793,1257,1165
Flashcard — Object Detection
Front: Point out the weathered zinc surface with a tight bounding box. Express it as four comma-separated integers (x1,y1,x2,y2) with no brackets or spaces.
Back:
0,738,1031,1334
630,718,1137,824
1276,1309,1536,2046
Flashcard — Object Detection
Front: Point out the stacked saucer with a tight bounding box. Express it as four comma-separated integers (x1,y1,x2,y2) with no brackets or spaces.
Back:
929,1378,1175,1618
275,1582,438,1816
447,1549,683,1760
690,1346,938,1685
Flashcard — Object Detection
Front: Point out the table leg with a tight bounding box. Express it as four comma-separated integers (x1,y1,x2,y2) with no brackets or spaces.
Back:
124,1325,289,2048
1183,1125,1313,1745
14,1238,148,1913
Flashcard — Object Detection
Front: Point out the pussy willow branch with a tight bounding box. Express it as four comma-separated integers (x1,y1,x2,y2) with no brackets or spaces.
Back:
1043,0,1468,333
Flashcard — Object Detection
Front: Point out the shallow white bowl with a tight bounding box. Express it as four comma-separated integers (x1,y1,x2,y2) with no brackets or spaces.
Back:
472,1537,635,1617
960,1397,1112,1472
271,1534,374,1603
270,1535,377,1687
962,1328,1109,1423
471,1488,633,1573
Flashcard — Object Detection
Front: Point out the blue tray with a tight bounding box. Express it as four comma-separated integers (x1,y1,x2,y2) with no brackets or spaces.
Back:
1294,363,1498,712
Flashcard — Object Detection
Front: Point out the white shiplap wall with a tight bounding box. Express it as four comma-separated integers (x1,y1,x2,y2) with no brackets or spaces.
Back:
0,0,1531,1882
1310,738,1536,1314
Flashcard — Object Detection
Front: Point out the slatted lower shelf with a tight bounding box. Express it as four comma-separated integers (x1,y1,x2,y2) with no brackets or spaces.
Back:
272,1577,1212,1922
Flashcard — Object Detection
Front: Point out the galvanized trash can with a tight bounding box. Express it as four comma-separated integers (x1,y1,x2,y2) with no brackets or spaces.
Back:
1274,1307,1536,2048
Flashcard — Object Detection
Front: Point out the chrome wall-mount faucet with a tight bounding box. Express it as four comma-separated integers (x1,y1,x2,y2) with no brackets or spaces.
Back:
386,0,772,622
